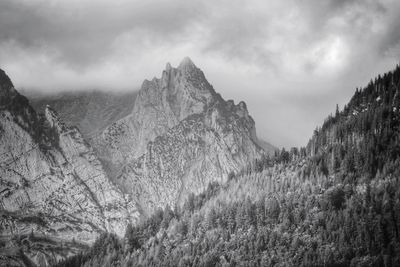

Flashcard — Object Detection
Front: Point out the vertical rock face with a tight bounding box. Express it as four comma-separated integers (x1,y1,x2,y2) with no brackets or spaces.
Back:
94,57,220,176
96,58,266,215
0,60,271,265
0,69,138,264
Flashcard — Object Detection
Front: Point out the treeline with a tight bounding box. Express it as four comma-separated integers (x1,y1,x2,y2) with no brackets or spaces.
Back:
260,64,400,179
57,65,400,266
307,64,400,179
56,164,400,266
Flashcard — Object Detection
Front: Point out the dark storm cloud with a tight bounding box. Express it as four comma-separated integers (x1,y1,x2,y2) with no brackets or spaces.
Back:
0,0,399,147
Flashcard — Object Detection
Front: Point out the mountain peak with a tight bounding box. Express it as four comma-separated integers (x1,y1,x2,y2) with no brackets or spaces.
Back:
178,57,196,69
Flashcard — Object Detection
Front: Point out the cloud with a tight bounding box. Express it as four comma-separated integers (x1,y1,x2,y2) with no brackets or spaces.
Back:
0,0,399,147
0,0,206,68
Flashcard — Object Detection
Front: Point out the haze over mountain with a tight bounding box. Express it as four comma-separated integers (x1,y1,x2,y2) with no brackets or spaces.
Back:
56,63,400,267
2,57,400,266
0,69,138,266
27,90,138,141
0,58,270,265
2,0,400,147
97,57,266,215
1,1,400,266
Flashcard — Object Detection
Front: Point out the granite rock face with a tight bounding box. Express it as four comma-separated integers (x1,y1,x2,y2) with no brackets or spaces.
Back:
0,69,138,265
94,58,218,175
96,58,266,214
0,59,273,265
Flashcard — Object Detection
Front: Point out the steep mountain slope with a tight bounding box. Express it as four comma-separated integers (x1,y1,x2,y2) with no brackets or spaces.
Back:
307,66,400,178
59,65,400,267
27,90,138,141
0,69,138,266
121,98,262,215
94,58,227,172
94,57,266,214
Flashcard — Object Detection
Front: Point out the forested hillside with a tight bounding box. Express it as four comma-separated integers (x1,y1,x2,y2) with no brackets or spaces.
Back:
307,64,400,179
57,65,400,267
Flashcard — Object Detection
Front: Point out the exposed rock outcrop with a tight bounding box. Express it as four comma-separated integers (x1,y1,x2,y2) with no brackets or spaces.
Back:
95,58,266,215
0,69,138,265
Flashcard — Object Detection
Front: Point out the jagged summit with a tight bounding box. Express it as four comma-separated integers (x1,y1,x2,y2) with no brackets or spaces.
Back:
162,57,200,76
94,58,265,215
178,56,196,69
143,57,199,87
166,62,172,71
100,58,218,166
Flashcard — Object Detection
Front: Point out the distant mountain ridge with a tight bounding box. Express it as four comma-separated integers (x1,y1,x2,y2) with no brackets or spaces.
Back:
27,90,138,141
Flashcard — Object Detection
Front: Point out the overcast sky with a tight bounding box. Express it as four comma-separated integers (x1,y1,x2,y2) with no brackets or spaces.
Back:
1,0,400,148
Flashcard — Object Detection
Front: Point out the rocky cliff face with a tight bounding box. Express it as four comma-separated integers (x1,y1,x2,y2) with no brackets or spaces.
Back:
93,58,218,176
95,58,265,215
0,69,138,265
0,59,272,265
